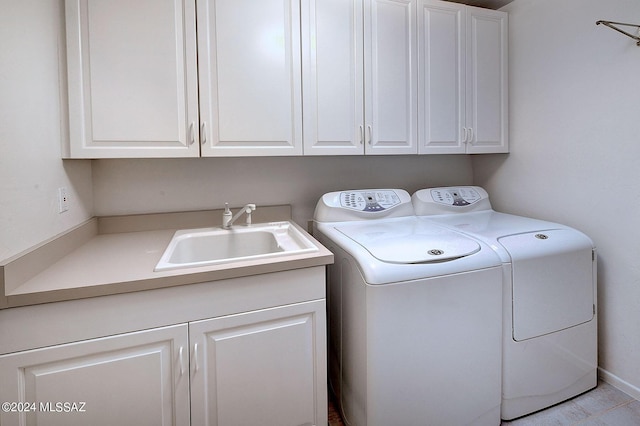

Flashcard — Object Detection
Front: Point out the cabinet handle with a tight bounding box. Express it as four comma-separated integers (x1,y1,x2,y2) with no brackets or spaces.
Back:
189,122,195,146
179,346,184,377
194,343,199,372
359,125,363,144
462,127,468,143
200,122,207,145
367,125,372,145
468,127,474,143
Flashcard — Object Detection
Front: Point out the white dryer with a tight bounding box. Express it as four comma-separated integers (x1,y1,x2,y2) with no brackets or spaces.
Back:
412,186,597,420
313,189,503,426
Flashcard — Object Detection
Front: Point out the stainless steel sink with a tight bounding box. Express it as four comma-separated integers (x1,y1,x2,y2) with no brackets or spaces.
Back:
155,221,318,271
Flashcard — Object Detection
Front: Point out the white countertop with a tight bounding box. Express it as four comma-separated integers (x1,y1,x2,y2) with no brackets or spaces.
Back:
0,206,333,308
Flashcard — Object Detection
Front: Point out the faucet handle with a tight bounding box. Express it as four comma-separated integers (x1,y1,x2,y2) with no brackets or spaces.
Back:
222,203,232,228
245,204,256,225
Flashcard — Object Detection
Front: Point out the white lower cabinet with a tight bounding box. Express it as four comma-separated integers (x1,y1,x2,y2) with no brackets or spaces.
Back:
0,300,326,426
0,324,191,426
190,302,324,426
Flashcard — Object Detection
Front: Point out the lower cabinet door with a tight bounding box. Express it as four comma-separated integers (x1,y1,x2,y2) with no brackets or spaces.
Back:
189,300,327,426
0,324,190,426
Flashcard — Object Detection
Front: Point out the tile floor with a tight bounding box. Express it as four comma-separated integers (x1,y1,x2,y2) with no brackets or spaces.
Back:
328,381,640,425
328,397,344,426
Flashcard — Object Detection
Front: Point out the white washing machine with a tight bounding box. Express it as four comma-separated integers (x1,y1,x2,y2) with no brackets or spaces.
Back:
412,186,597,420
313,189,504,426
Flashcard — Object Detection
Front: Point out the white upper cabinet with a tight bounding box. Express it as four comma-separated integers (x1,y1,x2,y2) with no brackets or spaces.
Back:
418,1,465,154
64,0,200,158
302,0,365,155
64,0,505,158
198,0,303,156
465,6,508,153
418,0,507,154
366,0,418,155
303,0,418,155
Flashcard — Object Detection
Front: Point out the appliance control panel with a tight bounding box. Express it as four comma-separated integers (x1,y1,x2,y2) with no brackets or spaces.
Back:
340,190,401,212
412,186,492,215
430,187,483,206
314,189,414,222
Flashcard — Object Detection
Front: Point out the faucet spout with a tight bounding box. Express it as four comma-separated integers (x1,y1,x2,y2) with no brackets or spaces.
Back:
222,203,256,229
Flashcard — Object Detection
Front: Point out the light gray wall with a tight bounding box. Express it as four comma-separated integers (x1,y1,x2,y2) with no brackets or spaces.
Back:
0,0,93,261
474,0,640,396
92,155,473,227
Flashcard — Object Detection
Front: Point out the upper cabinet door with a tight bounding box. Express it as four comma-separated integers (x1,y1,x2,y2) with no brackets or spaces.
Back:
198,0,303,156
418,1,507,154
302,0,365,155
365,0,418,155
418,0,466,154
65,0,200,158
465,6,508,154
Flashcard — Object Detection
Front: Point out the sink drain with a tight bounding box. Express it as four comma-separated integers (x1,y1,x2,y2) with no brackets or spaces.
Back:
428,249,444,256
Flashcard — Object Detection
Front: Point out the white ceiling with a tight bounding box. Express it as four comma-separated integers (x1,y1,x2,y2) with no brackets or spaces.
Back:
446,0,514,9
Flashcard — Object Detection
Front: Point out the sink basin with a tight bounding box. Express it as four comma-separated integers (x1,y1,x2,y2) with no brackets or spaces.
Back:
155,221,319,271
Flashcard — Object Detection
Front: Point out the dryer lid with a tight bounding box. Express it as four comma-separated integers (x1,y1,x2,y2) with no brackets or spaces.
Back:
499,229,595,341
336,219,481,264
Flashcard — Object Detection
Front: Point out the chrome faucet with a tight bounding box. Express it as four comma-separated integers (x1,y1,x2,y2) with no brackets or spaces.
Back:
222,203,256,229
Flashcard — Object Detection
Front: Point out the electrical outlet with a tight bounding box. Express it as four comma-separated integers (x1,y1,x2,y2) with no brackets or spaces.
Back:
58,187,69,213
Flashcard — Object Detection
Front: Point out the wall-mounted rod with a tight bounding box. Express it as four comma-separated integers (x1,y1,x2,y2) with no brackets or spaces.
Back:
596,20,640,46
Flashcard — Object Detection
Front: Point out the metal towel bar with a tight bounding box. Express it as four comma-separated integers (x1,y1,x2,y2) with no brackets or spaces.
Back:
596,20,640,46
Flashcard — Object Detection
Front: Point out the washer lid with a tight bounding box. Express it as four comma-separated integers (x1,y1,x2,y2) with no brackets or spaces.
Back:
336,219,481,264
